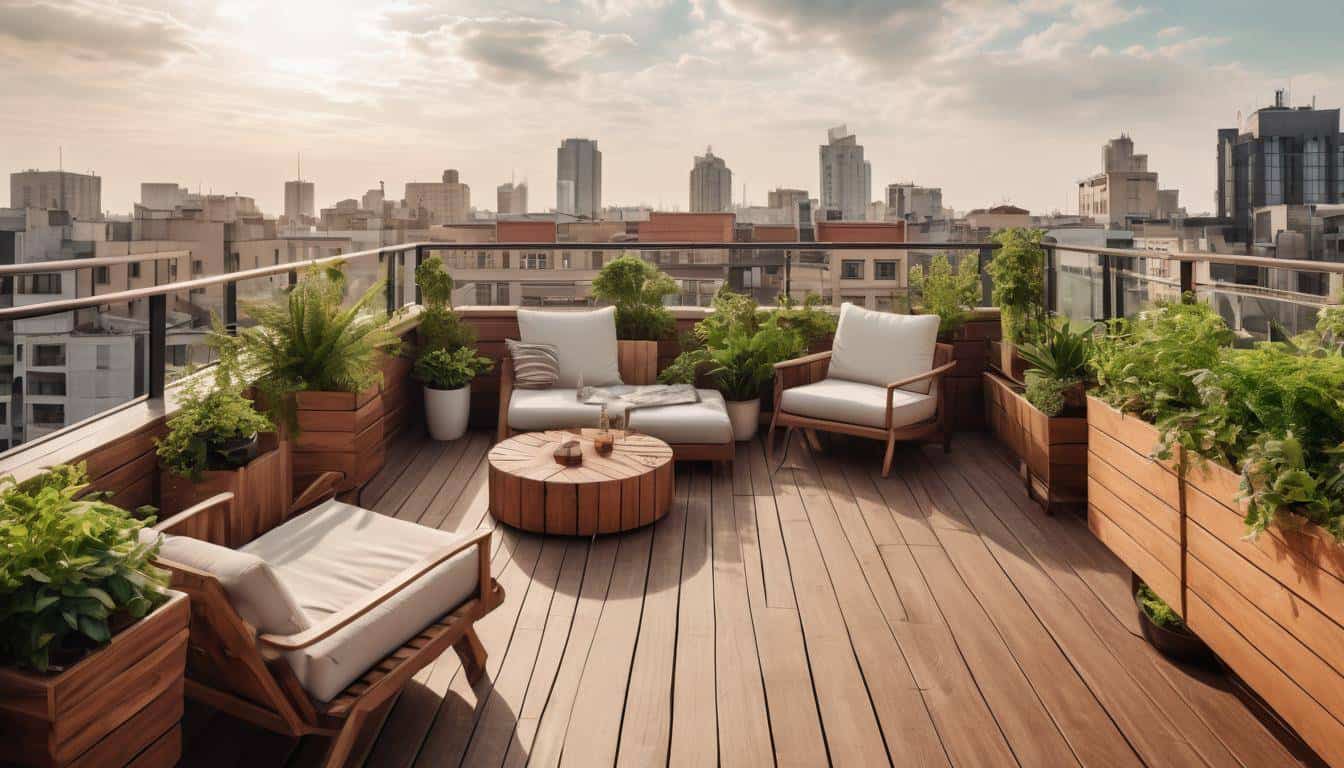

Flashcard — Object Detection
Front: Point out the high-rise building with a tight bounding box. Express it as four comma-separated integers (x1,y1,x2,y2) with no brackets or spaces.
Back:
556,138,601,219
497,181,528,215
885,183,944,222
405,169,471,224
10,170,102,220
1217,92,1343,242
284,179,315,221
689,148,732,213
1077,135,1181,227
819,126,871,221
361,186,384,214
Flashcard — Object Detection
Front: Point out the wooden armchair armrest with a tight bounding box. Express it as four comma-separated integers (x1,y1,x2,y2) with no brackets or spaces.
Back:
497,352,514,443
152,492,234,545
291,471,342,514
773,351,832,371
258,528,493,652
885,360,958,429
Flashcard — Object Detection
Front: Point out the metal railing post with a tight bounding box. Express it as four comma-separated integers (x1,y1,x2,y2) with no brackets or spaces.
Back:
978,245,994,306
224,281,237,334
414,245,424,305
1180,259,1195,299
148,294,166,399
784,249,792,302
1043,243,1057,314
385,251,397,314
1100,253,1113,320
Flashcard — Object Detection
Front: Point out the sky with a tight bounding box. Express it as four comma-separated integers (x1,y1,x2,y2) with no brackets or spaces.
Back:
1,0,1341,218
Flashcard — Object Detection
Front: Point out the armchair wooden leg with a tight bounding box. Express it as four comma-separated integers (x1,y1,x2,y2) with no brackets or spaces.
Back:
882,432,898,478
454,627,488,685
766,411,780,465
774,427,795,472
322,705,372,768
804,429,823,453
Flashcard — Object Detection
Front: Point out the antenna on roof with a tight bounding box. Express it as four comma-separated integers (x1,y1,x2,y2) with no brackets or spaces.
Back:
58,146,62,172
297,152,302,182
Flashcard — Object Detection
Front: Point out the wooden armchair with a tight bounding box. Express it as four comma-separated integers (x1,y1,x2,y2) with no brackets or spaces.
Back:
767,304,956,477
148,476,504,767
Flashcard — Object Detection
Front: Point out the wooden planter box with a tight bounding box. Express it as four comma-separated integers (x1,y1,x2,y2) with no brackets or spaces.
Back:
1182,460,1344,766
984,374,1086,513
292,386,385,494
0,591,188,768
379,352,417,448
1085,395,1183,609
941,316,998,432
988,339,1030,384
158,433,292,548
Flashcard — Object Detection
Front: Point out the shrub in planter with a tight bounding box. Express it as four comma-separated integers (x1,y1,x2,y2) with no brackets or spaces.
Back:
0,465,169,671
415,254,476,353
772,292,837,350
215,262,401,492
414,346,494,441
592,255,677,341
1019,318,1094,415
156,352,272,482
908,252,980,335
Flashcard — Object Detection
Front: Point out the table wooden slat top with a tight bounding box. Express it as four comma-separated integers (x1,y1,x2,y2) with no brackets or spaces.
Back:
488,429,674,535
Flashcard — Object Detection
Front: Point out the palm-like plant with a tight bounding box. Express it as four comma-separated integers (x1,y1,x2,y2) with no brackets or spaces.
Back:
213,262,400,431
1018,318,1094,381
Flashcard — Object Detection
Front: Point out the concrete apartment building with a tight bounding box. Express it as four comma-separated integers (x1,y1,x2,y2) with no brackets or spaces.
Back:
689,149,732,213
1217,93,1343,243
497,182,528,215
10,170,102,221
405,169,471,225
141,183,189,211
557,139,602,219
819,126,872,221
886,183,944,222
1078,135,1181,227
362,186,385,216
818,220,907,309
284,179,315,223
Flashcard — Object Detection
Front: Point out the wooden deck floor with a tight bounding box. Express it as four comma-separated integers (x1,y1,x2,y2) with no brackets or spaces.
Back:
185,430,1319,767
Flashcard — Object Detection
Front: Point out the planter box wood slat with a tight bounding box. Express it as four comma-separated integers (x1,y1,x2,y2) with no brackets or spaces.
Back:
985,373,1086,512
0,592,188,768
291,385,385,493
159,434,291,548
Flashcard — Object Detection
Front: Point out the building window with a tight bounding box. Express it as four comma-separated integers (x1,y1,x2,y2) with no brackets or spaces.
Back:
521,253,548,270
30,403,64,426
502,252,510,269
0,402,7,425
129,262,141,278
840,295,866,307
496,282,510,305
167,345,189,366
23,273,62,295
874,260,898,280
476,282,492,305
561,253,571,269
32,344,64,367
591,251,603,269
1304,137,1327,204
96,344,111,370
1264,137,1282,205
192,259,204,275
94,266,110,284
28,371,66,396
168,262,178,279
477,252,488,268
1337,146,1344,199
840,260,864,279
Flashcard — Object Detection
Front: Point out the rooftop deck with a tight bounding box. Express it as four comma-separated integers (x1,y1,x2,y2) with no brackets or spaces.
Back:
182,430,1313,768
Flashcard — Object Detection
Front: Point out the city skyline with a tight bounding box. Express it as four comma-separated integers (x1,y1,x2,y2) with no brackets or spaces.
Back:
2,0,1342,217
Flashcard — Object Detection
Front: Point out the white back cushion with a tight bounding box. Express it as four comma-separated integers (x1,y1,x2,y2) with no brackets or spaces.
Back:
517,306,622,387
142,529,310,635
827,303,941,394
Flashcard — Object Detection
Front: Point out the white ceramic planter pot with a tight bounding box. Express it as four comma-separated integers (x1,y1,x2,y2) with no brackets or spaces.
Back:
424,385,470,441
725,398,761,442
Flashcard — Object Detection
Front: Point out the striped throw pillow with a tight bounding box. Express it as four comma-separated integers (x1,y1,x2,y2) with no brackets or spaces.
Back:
507,340,560,389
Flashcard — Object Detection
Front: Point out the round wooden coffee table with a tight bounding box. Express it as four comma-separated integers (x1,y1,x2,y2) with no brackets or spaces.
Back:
488,429,674,535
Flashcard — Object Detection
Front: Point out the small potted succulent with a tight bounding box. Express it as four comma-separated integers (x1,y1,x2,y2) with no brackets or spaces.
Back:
0,466,188,767
415,346,494,441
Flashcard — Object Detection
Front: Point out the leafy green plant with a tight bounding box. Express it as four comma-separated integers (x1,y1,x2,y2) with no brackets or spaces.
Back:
414,347,494,390
986,228,1047,344
773,293,837,348
1136,583,1185,631
908,253,980,333
213,262,401,432
1024,372,1072,418
415,255,476,354
0,465,169,671
156,348,272,481
701,321,804,402
591,255,677,340
1018,317,1094,382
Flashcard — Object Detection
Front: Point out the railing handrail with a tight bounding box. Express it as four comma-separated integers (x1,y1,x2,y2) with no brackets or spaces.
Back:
0,250,191,276
1045,242,1344,275
422,241,998,251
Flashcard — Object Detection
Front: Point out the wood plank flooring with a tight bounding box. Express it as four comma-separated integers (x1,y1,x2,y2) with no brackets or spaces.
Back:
183,430,1320,768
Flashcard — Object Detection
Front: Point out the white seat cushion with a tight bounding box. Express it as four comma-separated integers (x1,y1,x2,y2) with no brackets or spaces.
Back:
143,529,309,635
828,303,941,394
627,389,733,445
517,306,622,387
507,387,603,431
240,501,480,702
779,378,936,430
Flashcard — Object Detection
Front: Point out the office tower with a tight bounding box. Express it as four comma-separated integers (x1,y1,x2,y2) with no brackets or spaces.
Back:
689,148,732,213
497,181,528,215
405,169,471,224
1217,92,1342,242
885,183,944,222
819,126,870,221
284,179,315,221
9,170,102,220
1077,135,1181,227
556,138,601,219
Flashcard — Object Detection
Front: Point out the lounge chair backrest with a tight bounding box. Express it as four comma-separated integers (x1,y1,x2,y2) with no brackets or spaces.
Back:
517,306,622,387
828,303,941,394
